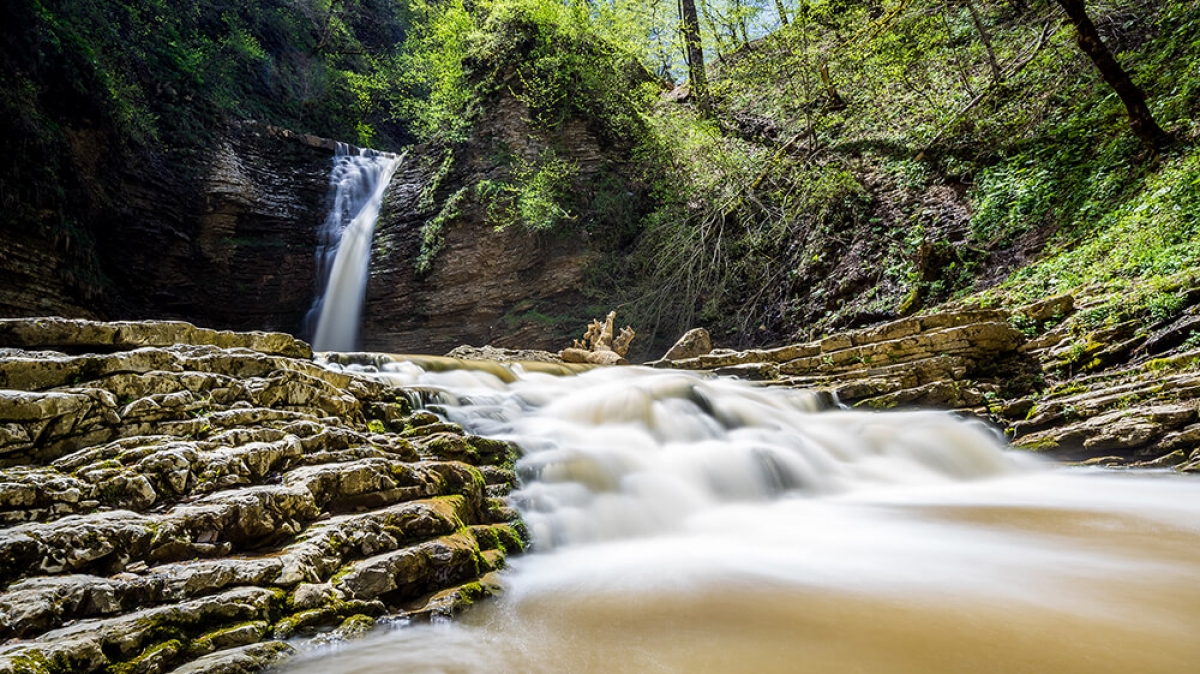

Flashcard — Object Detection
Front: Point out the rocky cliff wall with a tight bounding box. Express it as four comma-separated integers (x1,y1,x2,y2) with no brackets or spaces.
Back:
3,94,649,355
362,94,648,355
0,122,337,337
113,123,335,335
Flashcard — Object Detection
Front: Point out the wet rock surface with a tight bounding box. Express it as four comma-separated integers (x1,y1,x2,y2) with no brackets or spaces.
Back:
444,345,562,364
651,308,1035,410
653,295,1200,470
0,319,525,674
0,122,335,336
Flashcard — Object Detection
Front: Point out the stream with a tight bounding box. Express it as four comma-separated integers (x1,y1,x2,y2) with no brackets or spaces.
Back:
286,362,1200,674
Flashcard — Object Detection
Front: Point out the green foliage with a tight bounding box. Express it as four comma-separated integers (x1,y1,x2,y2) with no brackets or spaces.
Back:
417,186,469,274
4,0,412,152
1003,147,1200,305
477,151,579,232
388,0,477,141
618,0,1200,346
387,0,658,144
5,0,1200,354
383,0,664,257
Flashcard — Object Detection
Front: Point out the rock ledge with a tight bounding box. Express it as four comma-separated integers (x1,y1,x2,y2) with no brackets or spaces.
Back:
0,318,523,674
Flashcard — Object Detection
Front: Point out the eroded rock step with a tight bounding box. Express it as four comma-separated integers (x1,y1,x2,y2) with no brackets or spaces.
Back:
0,318,526,674
652,307,1039,410
1001,357,1200,470
654,294,1200,470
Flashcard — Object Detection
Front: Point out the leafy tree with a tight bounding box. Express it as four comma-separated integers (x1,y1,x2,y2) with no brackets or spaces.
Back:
681,0,710,106
1053,0,1168,147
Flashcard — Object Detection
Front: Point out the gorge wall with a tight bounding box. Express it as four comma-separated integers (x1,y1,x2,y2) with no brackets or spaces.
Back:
1,97,648,356
362,93,651,354
0,122,337,336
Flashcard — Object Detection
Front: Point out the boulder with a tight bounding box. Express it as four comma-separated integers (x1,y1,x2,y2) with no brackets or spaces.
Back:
663,328,712,361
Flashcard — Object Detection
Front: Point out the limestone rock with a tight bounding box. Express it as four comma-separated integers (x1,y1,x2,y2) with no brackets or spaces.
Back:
0,319,526,673
336,532,482,601
663,328,712,361
1013,294,1074,325
445,345,563,363
0,317,311,359
655,308,1031,410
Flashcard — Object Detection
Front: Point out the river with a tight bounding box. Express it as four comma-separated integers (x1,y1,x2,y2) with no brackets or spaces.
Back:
285,362,1200,674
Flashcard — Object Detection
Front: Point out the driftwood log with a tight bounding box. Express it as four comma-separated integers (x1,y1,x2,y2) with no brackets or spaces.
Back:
560,312,635,365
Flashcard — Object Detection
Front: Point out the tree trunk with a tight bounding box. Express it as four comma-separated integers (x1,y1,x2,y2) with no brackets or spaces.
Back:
775,0,789,26
964,0,1002,85
819,61,846,110
1054,0,1168,147
680,0,709,109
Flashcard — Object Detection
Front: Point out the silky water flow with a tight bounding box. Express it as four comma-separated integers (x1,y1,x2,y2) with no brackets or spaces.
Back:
287,360,1200,674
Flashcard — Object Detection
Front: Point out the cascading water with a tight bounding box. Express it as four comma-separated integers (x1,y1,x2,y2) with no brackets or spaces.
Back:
288,361,1200,674
308,144,402,352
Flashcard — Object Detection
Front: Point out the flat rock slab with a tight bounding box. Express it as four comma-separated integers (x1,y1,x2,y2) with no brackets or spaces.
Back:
0,318,311,359
653,308,1031,409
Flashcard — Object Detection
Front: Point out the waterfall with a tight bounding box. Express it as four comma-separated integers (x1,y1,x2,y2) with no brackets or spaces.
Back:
308,144,402,352
288,359,1200,674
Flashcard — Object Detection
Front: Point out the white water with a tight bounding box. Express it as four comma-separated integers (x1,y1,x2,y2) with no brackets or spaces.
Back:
290,363,1200,674
309,144,402,352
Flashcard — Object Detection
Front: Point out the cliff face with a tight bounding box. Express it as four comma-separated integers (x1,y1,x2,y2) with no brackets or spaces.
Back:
0,122,337,336
110,123,334,335
1,95,648,355
362,93,649,354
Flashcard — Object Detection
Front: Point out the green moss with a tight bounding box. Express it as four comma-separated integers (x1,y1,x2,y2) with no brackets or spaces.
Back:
129,615,186,645
1046,382,1087,397
455,581,486,607
3,653,54,674
329,563,357,585
470,525,501,550
107,639,183,674
1013,438,1060,452
1146,355,1200,372
188,621,267,656
856,397,899,410
272,608,336,639
493,524,526,554
334,614,376,640
416,186,469,275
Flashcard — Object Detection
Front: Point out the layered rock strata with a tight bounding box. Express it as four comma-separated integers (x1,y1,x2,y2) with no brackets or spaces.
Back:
653,293,1200,470
0,121,335,337
651,308,1035,410
994,296,1200,471
0,318,524,674
361,92,652,354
